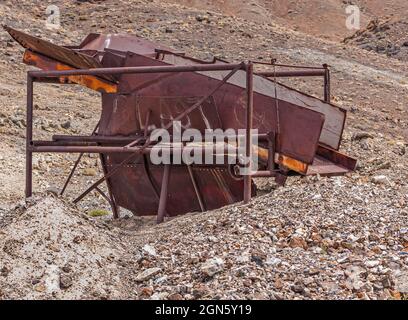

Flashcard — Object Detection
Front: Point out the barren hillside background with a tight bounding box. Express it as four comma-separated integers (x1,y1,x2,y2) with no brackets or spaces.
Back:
0,0,407,300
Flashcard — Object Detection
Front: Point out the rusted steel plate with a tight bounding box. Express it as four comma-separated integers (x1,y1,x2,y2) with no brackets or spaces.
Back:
118,53,324,165
4,26,116,83
160,52,347,151
23,50,118,93
78,33,176,58
100,158,252,216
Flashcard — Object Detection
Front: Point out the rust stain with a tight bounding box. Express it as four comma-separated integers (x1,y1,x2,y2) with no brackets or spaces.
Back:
24,51,117,93
276,154,308,174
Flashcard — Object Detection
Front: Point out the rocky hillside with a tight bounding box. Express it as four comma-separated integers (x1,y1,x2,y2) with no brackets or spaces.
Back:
165,0,408,41
0,0,407,300
344,18,408,62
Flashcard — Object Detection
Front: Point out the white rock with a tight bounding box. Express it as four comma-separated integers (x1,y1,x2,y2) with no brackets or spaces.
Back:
135,267,161,282
236,254,250,263
371,175,390,185
150,292,169,300
266,257,282,266
365,260,380,268
201,257,224,277
44,265,60,294
142,244,157,257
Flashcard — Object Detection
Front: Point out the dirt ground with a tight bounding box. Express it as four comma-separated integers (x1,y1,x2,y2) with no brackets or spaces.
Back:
0,0,407,300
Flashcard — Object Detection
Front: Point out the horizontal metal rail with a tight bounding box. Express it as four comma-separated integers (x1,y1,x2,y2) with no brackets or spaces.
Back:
256,70,326,77
30,145,240,154
29,63,245,78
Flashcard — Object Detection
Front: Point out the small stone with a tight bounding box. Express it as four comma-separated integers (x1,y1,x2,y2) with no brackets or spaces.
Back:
192,284,209,298
200,257,224,277
337,256,350,264
167,293,183,300
236,254,250,263
345,277,365,292
142,244,157,257
251,255,264,267
266,257,282,266
0,266,10,277
371,175,390,185
352,132,373,141
33,283,46,293
291,284,305,294
83,168,97,176
61,121,71,129
139,286,153,297
135,267,161,282
61,265,72,273
381,276,393,289
289,236,307,250
365,260,380,268
46,187,60,196
150,292,169,300
59,274,73,289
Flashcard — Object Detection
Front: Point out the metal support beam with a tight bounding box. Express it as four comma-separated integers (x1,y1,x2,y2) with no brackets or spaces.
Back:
257,70,326,78
244,62,254,204
60,121,100,196
157,164,170,223
99,154,119,219
29,63,244,78
187,165,205,212
26,75,33,198
323,64,331,103
267,131,276,172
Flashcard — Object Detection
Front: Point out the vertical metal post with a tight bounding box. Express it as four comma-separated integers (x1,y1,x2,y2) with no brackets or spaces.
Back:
323,64,331,103
244,62,254,204
26,74,33,198
187,165,205,212
157,164,170,223
99,154,119,219
267,131,276,172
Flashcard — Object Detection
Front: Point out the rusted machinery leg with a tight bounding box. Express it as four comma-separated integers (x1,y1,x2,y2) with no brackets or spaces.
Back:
187,165,205,212
157,164,170,224
94,187,113,206
26,75,33,198
267,131,276,172
74,152,140,204
60,153,83,195
60,121,100,196
244,62,254,204
275,167,289,186
99,154,119,219
323,64,331,103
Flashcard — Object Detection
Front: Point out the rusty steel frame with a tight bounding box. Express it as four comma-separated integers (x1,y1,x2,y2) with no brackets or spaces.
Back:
60,121,100,196
25,63,257,219
7,25,355,224
256,66,331,103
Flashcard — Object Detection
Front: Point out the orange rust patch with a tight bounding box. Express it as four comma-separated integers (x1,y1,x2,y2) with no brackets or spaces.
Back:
255,145,308,174
23,50,117,93
276,154,308,174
